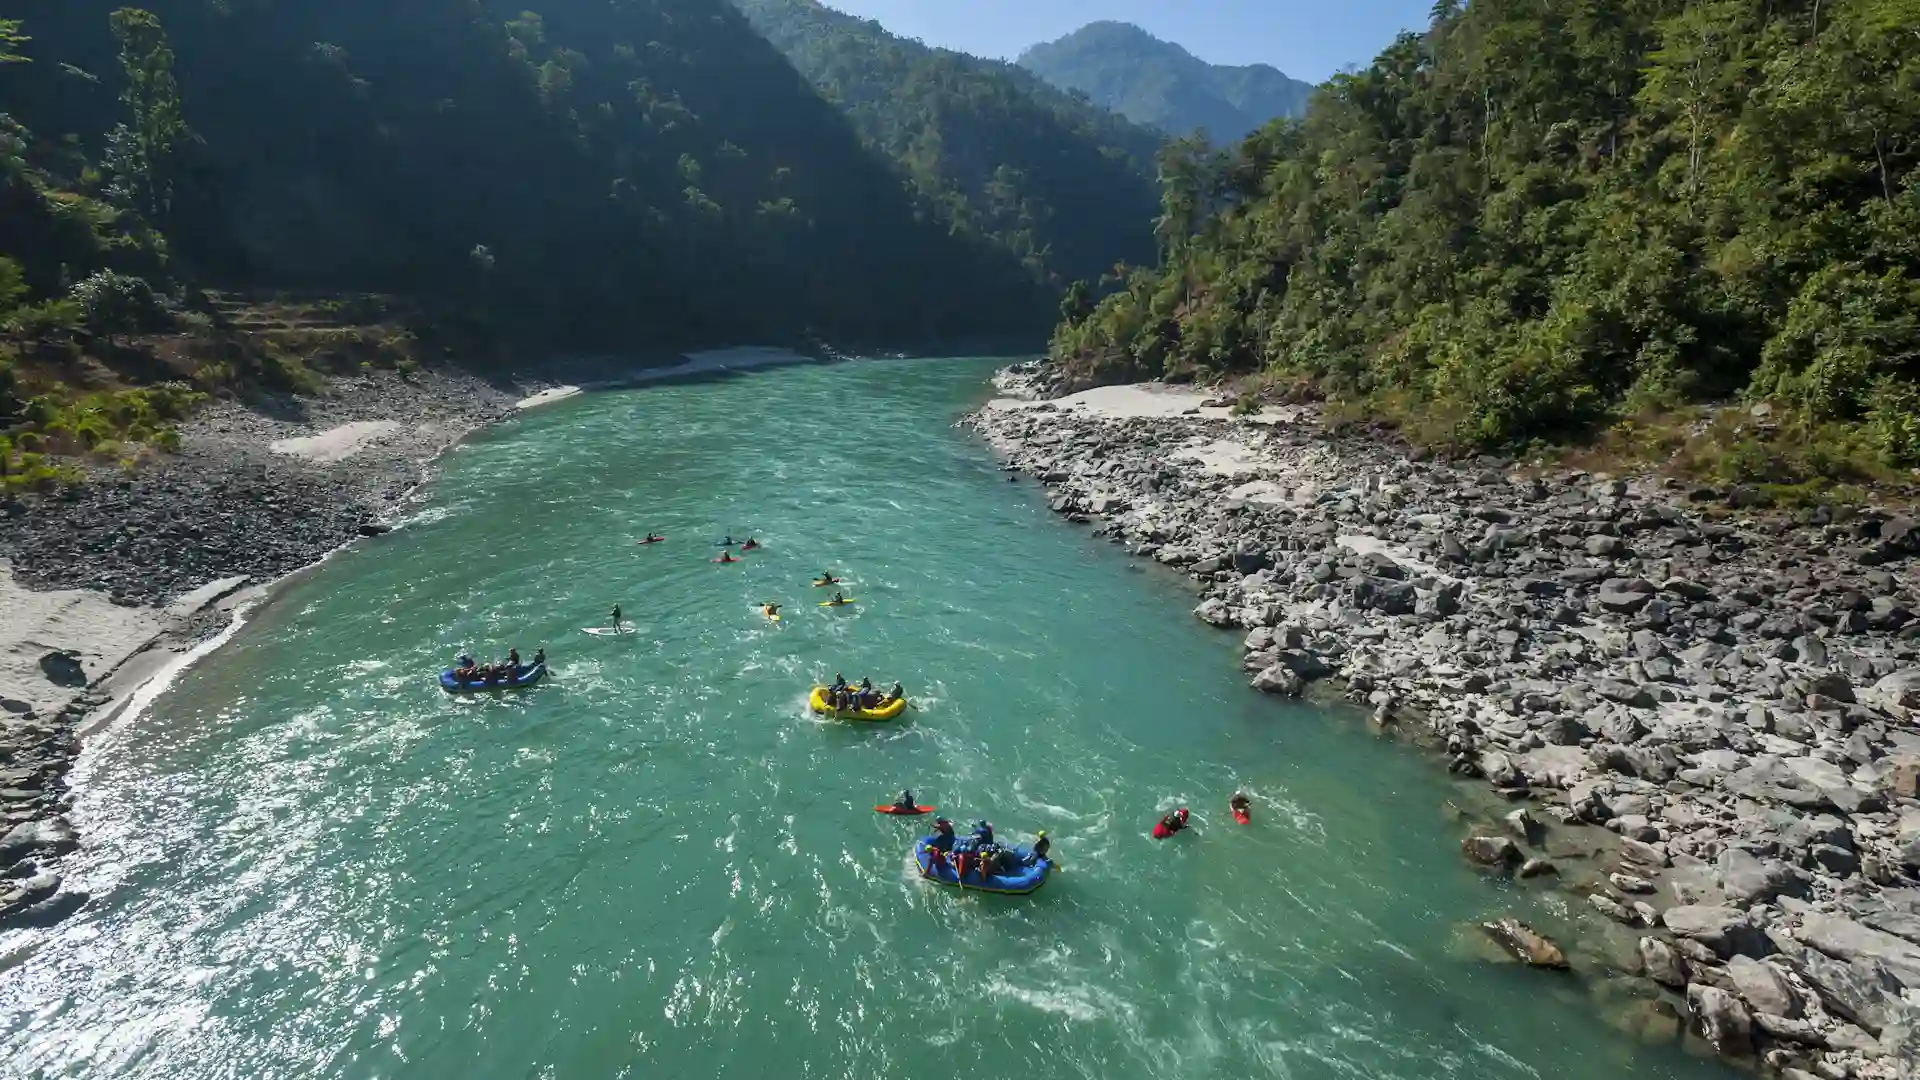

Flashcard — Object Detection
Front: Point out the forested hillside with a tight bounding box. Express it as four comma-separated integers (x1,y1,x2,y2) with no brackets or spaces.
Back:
1052,0,1920,484
1,0,1050,351
730,0,1162,287
1019,22,1314,141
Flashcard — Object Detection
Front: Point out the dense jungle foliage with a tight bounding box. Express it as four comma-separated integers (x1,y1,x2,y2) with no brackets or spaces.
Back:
730,0,1163,287
0,0,1074,352
1052,0,1920,483
1018,21,1315,141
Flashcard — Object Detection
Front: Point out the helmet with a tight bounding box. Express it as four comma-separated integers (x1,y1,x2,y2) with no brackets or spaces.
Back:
1036,830,1048,839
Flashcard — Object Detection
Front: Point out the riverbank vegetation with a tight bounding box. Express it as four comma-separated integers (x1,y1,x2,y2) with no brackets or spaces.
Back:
1,1,1177,491
1051,0,1920,491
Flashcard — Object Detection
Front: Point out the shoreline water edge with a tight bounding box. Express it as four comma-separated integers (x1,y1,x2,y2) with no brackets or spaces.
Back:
0,346,825,933
960,362,1920,1079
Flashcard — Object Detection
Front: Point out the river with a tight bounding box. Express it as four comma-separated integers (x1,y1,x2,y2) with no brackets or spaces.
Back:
0,357,1733,1080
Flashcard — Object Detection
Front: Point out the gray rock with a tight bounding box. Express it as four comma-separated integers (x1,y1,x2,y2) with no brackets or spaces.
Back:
1481,918,1569,969
1250,664,1303,698
1663,905,1759,957
1798,913,1920,984
1720,847,1800,904
1587,534,1627,558
1518,857,1558,879
1479,750,1522,787
1195,598,1235,627
1461,835,1520,869
1726,956,1801,1018
1641,936,1689,987
0,817,79,866
1794,948,1913,1035
1597,584,1654,615
1686,983,1753,1056
1505,808,1543,845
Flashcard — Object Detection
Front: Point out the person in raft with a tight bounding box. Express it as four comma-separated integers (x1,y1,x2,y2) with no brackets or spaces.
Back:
891,789,916,812
927,819,957,852
1154,808,1191,838
1229,792,1251,816
885,682,904,703
532,647,547,668
1026,830,1051,865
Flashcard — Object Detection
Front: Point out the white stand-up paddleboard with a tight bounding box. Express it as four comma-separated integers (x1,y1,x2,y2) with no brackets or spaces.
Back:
583,624,639,637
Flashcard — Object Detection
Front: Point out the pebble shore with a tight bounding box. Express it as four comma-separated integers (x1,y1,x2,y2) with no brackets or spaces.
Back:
964,362,1920,1079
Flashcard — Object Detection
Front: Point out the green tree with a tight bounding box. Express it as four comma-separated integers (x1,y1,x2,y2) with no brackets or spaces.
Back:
0,18,28,64
104,8,192,224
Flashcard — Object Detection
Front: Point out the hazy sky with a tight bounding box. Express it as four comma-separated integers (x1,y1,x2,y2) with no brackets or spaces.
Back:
817,0,1437,82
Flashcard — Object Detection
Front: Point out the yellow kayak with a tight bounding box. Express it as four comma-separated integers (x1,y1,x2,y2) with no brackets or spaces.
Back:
762,606,782,623
808,687,906,722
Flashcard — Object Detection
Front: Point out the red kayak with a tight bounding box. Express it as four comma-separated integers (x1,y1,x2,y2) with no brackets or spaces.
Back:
638,537,666,545
712,557,739,564
1232,807,1252,825
875,804,936,815
1152,808,1191,839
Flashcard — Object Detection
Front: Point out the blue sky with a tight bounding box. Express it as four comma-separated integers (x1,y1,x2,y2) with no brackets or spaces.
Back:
818,0,1438,82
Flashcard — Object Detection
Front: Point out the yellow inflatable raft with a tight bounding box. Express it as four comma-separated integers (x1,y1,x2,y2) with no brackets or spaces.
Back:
809,686,906,722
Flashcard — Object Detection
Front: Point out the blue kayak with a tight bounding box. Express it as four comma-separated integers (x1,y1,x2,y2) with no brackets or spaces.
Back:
914,837,1052,895
439,663,546,693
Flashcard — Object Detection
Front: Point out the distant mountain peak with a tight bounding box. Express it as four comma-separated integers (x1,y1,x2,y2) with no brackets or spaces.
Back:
1017,22,1313,141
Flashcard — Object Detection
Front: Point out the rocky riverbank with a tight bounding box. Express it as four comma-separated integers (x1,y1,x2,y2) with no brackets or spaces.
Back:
964,363,1920,1079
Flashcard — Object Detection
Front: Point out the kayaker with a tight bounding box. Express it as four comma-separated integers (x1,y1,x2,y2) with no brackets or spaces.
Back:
764,602,781,616
742,537,760,550
1154,808,1190,838
818,570,838,584
830,592,847,605
643,533,663,544
892,789,916,812
1229,792,1251,815
927,819,957,852
717,551,738,564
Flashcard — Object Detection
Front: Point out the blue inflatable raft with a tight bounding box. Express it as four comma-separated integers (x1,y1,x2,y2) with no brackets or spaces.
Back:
439,662,546,694
913,837,1052,895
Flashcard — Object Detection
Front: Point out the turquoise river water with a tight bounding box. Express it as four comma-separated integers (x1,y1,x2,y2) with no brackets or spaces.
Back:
0,358,1734,1080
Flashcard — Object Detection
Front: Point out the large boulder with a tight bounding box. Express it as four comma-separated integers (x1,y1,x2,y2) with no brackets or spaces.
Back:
1663,905,1762,957
37,651,86,688
1461,835,1520,869
0,818,79,867
1641,936,1689,988
1195,598,1235,627
1718,847,1802,904
1797,913,1920,985
1481,918,1568,969
1726,956,1801,1019
1793,948,1914,1035
1352,576,1416,616
1686,983,1754,1056
1250,664,1303,698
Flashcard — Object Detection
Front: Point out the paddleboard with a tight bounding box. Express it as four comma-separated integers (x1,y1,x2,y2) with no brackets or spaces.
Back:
819,598,857,607
1232,807,1251,825
583,624,638,637
875,805,936,815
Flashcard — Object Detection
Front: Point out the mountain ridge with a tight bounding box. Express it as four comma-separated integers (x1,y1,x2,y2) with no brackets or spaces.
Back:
1017,21,1313,140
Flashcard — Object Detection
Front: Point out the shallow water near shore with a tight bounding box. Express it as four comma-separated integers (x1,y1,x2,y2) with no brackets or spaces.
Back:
0,358,1734,1080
